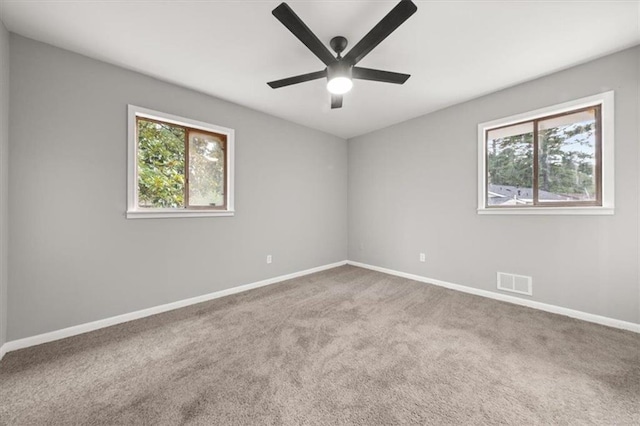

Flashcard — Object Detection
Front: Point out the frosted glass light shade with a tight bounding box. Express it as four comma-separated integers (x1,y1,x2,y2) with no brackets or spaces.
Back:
327,77,353,95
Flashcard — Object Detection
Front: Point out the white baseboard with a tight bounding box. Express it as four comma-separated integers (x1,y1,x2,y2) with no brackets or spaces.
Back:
0,260,348,360
347,261,640,333
2,258,636,362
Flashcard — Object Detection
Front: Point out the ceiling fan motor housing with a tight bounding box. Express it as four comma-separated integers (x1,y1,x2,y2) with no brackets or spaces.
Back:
327,61,352,82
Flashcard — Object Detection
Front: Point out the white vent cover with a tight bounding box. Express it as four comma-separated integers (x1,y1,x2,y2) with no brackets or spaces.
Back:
497,272,532,296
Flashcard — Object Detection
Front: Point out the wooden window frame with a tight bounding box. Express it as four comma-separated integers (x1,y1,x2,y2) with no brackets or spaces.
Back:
477,91,614,216
127,105,235,219
483,105,602,209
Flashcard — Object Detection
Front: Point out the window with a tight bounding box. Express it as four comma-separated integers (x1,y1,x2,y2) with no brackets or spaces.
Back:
127,105,234,219
478,91,614,215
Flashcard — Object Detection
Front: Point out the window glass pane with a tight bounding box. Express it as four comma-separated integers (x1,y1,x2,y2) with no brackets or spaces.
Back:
137,119,185,208
487,122,534,206
537,108,597,203
188,131,225,207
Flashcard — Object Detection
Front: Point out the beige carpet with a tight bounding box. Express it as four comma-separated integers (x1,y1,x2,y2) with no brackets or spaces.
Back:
1,265,638,425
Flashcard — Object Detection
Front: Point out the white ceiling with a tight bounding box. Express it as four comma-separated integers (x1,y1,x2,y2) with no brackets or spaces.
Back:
1,0,639,139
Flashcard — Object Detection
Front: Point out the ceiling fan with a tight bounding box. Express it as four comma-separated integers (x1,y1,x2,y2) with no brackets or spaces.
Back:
267,0,418,109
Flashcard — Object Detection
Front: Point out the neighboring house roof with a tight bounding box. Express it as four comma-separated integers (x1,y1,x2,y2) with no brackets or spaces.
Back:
488,184,577,205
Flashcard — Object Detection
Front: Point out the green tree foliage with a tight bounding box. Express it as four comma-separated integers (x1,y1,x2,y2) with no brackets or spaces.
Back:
488,133,533,188
137,120,185,208
488,120,595,199
538,122,595,198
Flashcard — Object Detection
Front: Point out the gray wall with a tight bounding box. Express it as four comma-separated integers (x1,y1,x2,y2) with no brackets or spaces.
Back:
8,35,347,341
349,47,639,324
0,20,8,348
5,35,638,342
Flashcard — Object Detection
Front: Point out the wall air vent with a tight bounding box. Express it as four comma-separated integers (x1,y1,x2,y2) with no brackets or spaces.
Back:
497,272,532,296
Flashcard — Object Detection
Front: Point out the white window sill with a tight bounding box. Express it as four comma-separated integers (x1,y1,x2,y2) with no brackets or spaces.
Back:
477,207,614,216
126,210,235,219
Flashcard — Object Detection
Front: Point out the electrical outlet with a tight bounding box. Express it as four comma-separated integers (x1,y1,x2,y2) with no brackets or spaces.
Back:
266,255,272,264
419,253,426,262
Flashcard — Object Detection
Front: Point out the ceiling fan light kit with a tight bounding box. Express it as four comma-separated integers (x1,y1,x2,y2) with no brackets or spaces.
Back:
326,60,353,95
268,0,417,109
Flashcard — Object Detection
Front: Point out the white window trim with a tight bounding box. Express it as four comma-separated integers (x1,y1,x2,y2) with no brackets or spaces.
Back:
127,105,235,219
477,91,614,216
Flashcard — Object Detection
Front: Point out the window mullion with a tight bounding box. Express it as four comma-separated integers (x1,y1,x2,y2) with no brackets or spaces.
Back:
485,129,490,208
595,106,603,206
223,137,228,210
184,128,190,209
532,119,539,206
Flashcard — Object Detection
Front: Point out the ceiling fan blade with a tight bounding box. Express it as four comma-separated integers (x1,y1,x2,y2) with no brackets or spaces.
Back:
331,94,343,109
343,0,417,66
352,67,410,84
272,3,336,66
268,70,327,89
